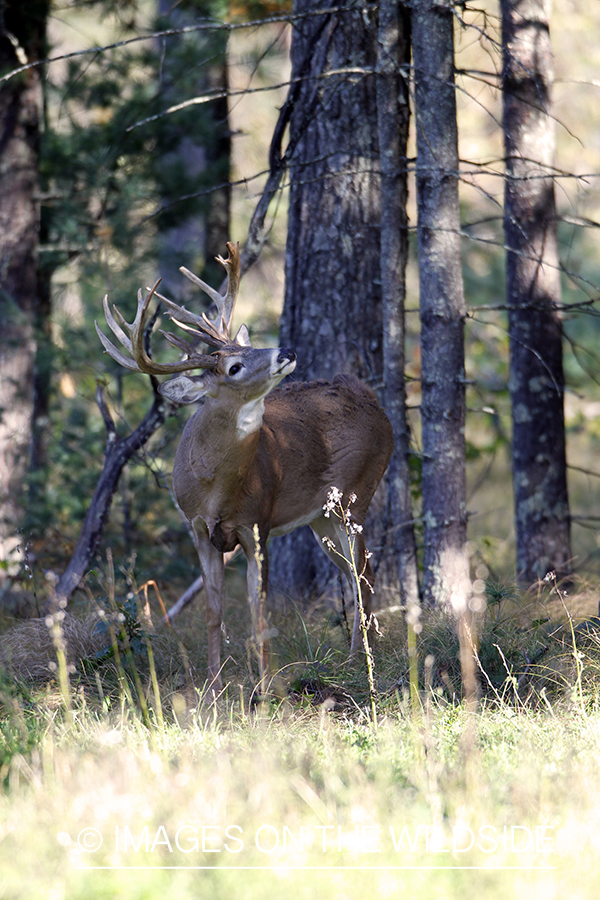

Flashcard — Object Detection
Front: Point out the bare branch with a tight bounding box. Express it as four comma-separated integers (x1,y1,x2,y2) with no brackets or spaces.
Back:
0,5,377,85
48,387,176,612
96,381,117,439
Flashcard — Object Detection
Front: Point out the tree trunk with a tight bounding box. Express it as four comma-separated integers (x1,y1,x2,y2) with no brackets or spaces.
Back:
29,261,53,526
501,0,571,585
0,1,49,583
156,0,230,297
412,0,469,609
269,0,394,603
377,0,420,609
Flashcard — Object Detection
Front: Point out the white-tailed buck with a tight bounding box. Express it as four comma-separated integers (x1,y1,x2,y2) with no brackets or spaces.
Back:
96,243,393,690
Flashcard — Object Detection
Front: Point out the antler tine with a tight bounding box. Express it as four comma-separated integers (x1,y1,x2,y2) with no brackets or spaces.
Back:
160,330,198,356
178,267,222,306
153,290,226,349
95,314,142,372
179,240,241,339
130,280,168,373
97,281,218,375
102,293,134,355
215,240,241,333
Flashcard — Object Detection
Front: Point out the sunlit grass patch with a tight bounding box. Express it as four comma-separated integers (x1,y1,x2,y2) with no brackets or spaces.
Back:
2,576,600,897
1,701,600,899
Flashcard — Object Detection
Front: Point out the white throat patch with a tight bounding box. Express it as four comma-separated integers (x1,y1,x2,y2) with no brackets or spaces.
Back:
236,397,266,439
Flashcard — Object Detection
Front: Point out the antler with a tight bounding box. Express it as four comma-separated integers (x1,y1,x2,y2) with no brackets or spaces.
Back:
96,242,243,375
96,281,218,375
156,241,242,349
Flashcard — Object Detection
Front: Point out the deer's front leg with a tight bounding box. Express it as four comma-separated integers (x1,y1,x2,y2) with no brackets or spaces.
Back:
192,517,225,692
238,525,269,693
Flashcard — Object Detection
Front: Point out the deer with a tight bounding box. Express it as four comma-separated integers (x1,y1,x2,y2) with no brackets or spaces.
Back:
96,242,394,692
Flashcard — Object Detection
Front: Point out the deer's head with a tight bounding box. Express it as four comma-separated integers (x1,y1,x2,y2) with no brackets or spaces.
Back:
95,242,296,406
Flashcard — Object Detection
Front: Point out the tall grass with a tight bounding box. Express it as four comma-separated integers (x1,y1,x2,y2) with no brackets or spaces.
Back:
2,578,600,898
1,692,600,899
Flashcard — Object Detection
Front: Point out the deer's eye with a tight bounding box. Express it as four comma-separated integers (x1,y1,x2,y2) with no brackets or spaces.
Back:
228,362,243,376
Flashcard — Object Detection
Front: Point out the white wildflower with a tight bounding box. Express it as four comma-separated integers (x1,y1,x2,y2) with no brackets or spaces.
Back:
323,486,343,516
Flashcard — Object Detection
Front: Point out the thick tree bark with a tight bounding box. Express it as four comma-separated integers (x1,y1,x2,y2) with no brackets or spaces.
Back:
501,0,571,584
412,0,469,609
0,1,49,582
377,0,419,609
280,2,382,383
269,0,394,602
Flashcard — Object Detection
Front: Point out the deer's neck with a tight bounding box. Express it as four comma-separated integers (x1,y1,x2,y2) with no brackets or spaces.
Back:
174,396,265,524
200,393,266,439
192,397,264,474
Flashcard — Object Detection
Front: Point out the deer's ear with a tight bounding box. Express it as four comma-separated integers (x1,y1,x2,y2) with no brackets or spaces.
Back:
234,323,252,347
158,374,210,404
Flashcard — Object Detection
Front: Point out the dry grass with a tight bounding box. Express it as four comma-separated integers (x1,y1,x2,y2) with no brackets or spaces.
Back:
1,568,599,704
0,613,106,681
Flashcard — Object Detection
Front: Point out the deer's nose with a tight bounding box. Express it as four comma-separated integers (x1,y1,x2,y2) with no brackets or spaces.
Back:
278,349,296,364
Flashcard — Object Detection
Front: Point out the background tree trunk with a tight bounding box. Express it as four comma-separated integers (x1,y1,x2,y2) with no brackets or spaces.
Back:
0,0,49,583
377,0,420,609
501,0,571,585
412,0,469,609
156,0,231,297
269,0,395,605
